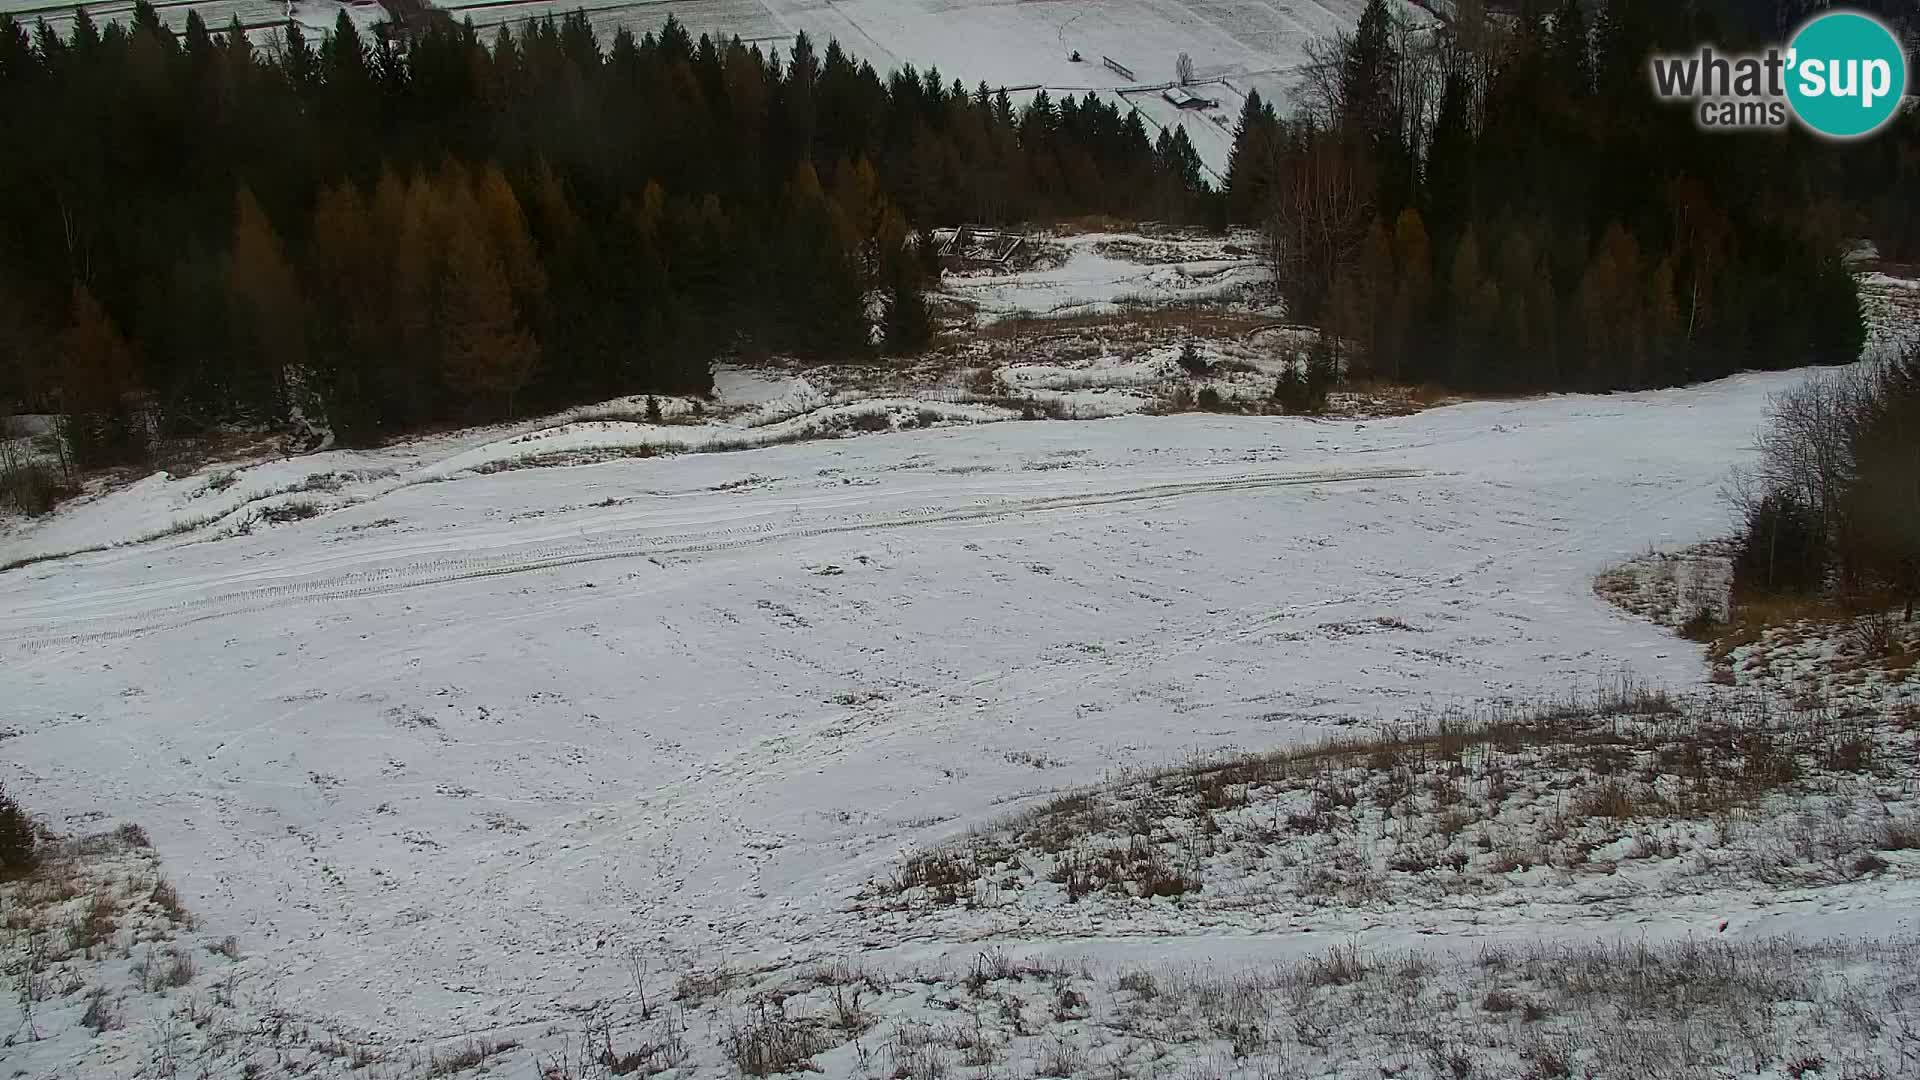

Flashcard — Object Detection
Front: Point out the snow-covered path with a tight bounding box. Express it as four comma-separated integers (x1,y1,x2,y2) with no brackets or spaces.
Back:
1,374,1794,1039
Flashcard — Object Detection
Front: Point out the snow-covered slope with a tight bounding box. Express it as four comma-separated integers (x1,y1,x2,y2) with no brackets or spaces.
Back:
2,369,1879,1077
435,0,1383,173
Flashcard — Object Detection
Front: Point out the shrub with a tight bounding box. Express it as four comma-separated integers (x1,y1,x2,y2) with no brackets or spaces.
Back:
259,500,321,525
725,1003,828,1076
1272,363,1309,413
151,878,193,926
1846,610,1897,658
0,457,72,516
1678,607,1720,641
1177,340,1208,376
1732,492,1827,596
81,988,120,1033
70,891,118,952
160,949,196,989
1196,387,1225,412
61,409,149,469
1305,333,1337,410
0,782,37,876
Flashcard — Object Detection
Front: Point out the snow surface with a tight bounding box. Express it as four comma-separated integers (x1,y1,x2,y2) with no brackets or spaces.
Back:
2,368,1882,1076
940,230,1270,322
438,0,1386,172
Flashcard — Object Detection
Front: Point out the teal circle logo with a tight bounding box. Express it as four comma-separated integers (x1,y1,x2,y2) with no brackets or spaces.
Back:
1786,11,1908,139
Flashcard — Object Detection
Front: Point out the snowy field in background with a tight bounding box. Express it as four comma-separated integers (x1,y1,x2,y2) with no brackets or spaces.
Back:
2,0,390,44
432,0,1389,174
3,367,1884,1076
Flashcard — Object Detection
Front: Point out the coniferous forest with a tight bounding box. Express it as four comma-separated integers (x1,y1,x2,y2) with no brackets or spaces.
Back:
0,0,1912,461
1231,0,1915,394
0,3,1213,455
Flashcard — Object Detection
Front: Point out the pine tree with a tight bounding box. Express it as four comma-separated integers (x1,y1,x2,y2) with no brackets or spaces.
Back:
1348,219,1393,379
1578,223,1647,389
59,284,144,465
474,165,546,308
1272,359,1308,413
1224,89,1277,224
1448,227,1502,387
440,218,538,419
915,225,942,279
883,250,933,354
1305,331,1337,411
1423,73,1474,243
1645,256,1681,386
307,179,386,431
780,163,868,357
1390,208,1433,383
228,185,304,417
1340,0,1397,138
280,19,318,94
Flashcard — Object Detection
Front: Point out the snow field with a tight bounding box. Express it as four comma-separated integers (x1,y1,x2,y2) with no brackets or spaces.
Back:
0,367,1864,1078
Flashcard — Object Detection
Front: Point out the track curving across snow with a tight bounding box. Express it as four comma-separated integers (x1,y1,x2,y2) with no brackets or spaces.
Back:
0,465,1427,654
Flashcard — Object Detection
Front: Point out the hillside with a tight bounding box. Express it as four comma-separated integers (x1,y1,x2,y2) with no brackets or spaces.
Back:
11,356,1920,1077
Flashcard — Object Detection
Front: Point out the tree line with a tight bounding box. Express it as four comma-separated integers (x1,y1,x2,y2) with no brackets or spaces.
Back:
0,5,1213,457
1732,341,1919,624
1223,0,1915,394
0,0,1913,471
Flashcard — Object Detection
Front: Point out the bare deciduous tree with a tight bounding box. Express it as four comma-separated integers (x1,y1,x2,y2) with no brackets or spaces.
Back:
1729,354,1920,611
1175,51,1195,85
1297,35,1346,128
1267,133,1373,321
1729,368,1874,557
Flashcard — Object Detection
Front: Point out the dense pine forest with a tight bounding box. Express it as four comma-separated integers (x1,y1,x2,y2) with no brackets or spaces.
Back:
1232,0,1915,393
0,0,1913,464
0,4,1212,454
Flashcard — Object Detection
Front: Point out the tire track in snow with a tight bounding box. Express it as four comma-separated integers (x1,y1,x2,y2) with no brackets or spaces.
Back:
1,466,1426,653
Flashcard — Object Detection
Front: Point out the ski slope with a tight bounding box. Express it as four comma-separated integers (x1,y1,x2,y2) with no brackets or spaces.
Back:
0,0,390,44
0,370,1842,1068
433,0,1382,173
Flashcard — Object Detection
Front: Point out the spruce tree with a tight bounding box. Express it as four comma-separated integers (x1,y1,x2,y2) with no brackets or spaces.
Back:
441,218,538,420
228,186,304,418
59,284,144,465
1305,333,1337,412
1224,89,1277,225
883,252,932,354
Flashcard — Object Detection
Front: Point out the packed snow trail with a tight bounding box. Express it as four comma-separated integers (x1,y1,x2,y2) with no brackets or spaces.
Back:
0,374,1807,1051
0,466,1423,652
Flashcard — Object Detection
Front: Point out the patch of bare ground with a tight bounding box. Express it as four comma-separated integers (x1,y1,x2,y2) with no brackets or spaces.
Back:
605,933,1920,1079
964,305,1278,344
858,682,1917,925
1596,546,1920,708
